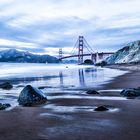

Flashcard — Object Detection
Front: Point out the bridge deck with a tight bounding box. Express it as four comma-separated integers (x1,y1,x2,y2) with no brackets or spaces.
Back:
60,52,114,60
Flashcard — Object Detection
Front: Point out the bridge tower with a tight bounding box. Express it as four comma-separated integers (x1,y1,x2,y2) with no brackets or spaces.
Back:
59,48,63,60
78,36,84,64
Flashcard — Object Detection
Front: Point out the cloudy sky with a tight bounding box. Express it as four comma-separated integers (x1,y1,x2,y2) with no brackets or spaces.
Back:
0,0,140,56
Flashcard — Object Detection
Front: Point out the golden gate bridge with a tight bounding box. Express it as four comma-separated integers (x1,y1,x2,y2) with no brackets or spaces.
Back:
58,36,114,64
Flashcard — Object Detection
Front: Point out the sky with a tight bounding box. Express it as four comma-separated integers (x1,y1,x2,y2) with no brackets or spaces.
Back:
0,0,140,57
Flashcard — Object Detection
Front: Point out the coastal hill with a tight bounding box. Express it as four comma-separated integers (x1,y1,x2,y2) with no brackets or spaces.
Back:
106,40,140,64
0,49,59,63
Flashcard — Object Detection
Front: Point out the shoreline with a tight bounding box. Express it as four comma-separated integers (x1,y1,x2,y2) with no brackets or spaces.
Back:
104,63,140,71
102,64,140,89
0,65,140,140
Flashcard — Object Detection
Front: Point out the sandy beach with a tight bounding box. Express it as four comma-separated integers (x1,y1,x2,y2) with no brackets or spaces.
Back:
0,65,140,140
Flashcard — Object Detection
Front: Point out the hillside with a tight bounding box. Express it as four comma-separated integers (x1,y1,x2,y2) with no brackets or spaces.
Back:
106,40,140,64
0,49,59,63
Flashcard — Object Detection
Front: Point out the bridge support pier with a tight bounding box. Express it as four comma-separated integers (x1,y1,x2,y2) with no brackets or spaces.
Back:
99,52,104,60
91,53,99,64
91,54,95,64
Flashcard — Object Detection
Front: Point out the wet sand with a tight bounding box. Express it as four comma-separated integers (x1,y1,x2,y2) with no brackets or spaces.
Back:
0,67,140,140
103,64,140,89
102,71,140,89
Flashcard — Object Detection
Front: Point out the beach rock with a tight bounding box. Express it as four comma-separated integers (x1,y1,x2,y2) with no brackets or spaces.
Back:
94,106,109,111
0,103,11,110
86,90,100,95
16,85,25,88
38,86,46,89
0,82,13,90
18,85,47,106
120,88,140,97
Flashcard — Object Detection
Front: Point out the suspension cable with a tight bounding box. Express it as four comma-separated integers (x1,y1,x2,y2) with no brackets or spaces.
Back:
83,37,95,53
70,38,79,55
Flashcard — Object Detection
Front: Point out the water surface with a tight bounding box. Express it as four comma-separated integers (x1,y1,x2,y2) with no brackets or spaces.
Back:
0,63,127,107
0,63,127,90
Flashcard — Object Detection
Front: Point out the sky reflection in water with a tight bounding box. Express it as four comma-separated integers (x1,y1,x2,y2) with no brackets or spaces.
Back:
0,63,127,90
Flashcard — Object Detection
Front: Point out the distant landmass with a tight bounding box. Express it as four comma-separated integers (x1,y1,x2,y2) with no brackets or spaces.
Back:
62,59,78,64
106,40,140,64
0,49,59,63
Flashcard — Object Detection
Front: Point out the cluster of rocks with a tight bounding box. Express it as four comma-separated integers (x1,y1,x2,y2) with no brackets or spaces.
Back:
1,81,140,111
0,103,11,110
86,88,140,111
86,89,109,111
0,82,47,109
0,82,13,110
86,88,140,98
120,88,140,97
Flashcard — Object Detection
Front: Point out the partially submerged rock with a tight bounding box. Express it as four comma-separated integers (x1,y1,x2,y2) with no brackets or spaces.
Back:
0,103,11,110
16,85,25,88
86,90,100,95
94,106,109,111
38,86,46,89
0,82,13,90
120,88,140,97
18,85,47,106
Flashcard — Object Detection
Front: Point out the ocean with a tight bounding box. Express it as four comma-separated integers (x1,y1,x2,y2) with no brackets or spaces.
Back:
0,63,127,108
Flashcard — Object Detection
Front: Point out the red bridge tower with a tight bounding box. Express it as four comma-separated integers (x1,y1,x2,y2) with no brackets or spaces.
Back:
78,36,84,64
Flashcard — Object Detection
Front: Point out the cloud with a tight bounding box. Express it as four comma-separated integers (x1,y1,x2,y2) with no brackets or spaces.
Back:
0,38,38,48
0,0,140,56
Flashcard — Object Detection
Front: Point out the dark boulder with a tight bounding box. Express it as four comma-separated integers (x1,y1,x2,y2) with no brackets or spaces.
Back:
94,106,109,111
95,61,107,67
0,82,13,90
18,85,47,106
84,59,93,65
0,103,11,110
120,88,140,97
86,90,100,95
